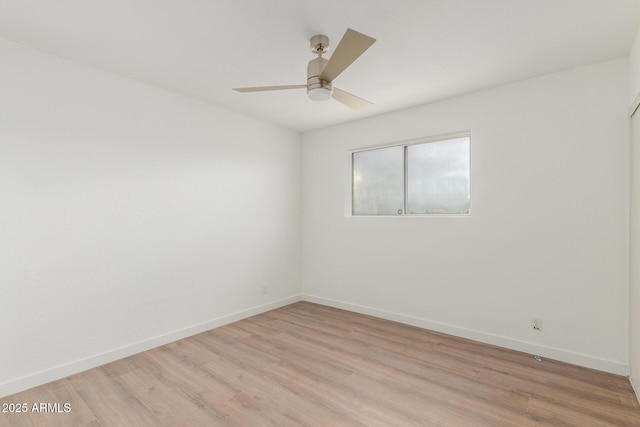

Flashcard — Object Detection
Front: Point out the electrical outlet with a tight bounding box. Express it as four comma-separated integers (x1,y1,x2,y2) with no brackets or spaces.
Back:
532,318,543,331
262,284,268,294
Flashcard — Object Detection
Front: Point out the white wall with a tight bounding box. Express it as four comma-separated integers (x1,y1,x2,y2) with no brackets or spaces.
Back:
630,109,640,392
303,58,630,374
629,28,640,397
0,38,302,397
629,29,640,109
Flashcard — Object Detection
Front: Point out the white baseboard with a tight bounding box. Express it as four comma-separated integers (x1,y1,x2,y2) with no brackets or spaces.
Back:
302,294,629,376
0,295,302,398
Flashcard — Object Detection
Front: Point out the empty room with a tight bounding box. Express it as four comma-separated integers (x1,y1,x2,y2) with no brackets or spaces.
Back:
2,0,640,425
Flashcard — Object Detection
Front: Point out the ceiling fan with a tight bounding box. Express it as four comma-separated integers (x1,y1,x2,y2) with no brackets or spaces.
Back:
233,28,376,111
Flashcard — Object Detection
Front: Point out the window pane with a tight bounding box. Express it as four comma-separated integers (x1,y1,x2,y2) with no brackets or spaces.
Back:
352,146,404,215
407,137,470,214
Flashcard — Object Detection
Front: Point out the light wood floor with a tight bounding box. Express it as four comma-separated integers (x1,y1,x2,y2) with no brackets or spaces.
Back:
2,302,640,426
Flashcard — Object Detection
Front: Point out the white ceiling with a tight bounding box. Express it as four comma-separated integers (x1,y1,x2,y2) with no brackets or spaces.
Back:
1,0,639,132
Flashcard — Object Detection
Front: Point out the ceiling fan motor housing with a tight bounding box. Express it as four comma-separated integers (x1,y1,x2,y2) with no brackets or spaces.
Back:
307,56,332,100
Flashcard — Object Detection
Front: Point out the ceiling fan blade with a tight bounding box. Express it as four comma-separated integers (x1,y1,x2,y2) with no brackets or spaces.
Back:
332,87,373,111
319,28,376,82
233,85,306,93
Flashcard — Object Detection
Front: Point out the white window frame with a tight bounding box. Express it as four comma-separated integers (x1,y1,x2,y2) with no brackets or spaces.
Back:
346,131,472,217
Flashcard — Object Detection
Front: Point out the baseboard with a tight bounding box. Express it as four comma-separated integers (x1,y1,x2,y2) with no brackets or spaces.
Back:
0,294,302,398
302,294,629,376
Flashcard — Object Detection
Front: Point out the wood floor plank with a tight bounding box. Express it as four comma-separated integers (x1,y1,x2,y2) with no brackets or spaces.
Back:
66,367,161,426
2,301,640,426
116,365,229,426
263,359,418,427
201,357,359,426
354,349,540,426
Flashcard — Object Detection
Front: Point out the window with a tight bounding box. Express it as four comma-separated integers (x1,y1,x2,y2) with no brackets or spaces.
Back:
352,134,470,216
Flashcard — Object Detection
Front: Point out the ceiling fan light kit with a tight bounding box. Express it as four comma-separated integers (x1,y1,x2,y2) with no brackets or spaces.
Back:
308,86,332,101
233,28,376,111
